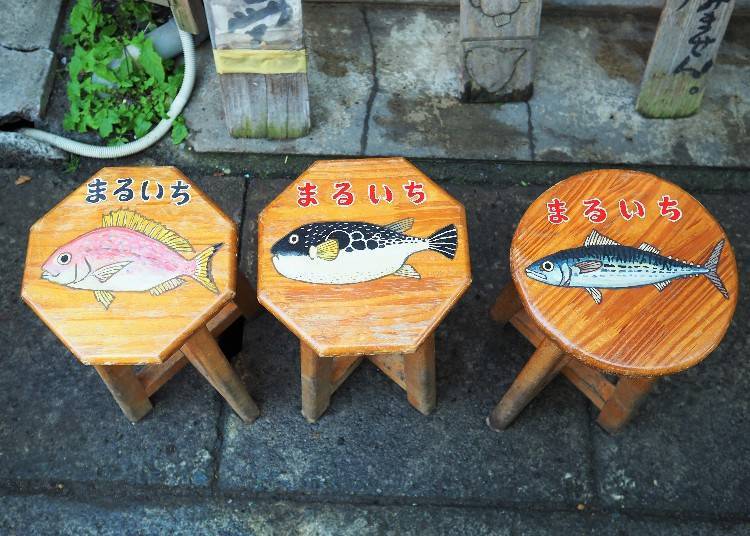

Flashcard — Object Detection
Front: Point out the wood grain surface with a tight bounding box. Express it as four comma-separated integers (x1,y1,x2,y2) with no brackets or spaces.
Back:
510,169,738,376
21,167,237,365
258,158,472,357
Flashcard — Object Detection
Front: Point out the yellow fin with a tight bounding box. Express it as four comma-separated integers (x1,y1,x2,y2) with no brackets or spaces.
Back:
149,277,185,296
190,244,222,293
101,209,193,253
93,290,114,309
316,239,339,261
384,217,414,233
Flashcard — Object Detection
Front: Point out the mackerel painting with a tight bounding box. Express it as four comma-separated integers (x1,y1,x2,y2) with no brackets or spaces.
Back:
270,217,458,284
524,230,729,304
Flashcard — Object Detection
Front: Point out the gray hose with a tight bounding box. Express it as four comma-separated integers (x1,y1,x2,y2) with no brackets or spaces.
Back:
19,29,196,158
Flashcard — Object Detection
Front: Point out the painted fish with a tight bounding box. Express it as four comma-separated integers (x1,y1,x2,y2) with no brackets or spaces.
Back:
41,209,222,309
525,230,729,304
270,218,458,284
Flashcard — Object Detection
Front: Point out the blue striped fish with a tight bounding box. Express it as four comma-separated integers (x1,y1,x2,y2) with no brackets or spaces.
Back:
525,230,729,304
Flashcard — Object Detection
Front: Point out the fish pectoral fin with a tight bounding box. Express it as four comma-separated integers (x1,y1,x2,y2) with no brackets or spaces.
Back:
384,217,414,233
92,261,131,283
638,242,661,255
394,264,421,279
316,239,339,261
150,277,186,296
653,280,672,292
93,290,115,309
585,287,602,304
574,260,603,273
584,230,620,247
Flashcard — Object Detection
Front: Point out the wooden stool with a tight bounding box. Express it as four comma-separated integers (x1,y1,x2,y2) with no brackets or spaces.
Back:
257,158,471,422
21,167,260,423
488,169,738,434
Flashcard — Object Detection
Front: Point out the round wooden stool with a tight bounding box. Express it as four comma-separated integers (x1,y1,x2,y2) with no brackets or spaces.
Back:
488,169,738,433
257,158,472,422
21,167,260,423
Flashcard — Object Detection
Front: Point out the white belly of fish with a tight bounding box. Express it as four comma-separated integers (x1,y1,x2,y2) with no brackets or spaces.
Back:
68,266,178,292
273,242,426,284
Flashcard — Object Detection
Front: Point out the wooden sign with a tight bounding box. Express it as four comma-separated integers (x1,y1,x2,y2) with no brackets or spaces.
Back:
637,0,736,118
510,169,738,376
460,0,542,101
257,158,472,357
21,167,238,365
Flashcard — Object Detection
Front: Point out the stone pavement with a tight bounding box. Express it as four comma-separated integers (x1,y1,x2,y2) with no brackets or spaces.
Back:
0,161,748,534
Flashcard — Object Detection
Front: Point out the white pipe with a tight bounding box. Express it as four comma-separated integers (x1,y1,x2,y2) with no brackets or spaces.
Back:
19,29,196,159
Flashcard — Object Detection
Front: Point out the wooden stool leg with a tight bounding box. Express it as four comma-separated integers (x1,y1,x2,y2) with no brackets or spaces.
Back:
404,334,437,415
235,272,262,319
490,282,523,326
94,365,153,422
596,377,655,434
487,337,568,431
300,342,333,423
182,325,260,423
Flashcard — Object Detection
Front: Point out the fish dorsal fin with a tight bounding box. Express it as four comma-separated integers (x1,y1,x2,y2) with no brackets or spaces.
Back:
102,209,193,253
93,261,131,282
584,230,620,247
585,287,602,304
384,217,414,233
638,242,661,255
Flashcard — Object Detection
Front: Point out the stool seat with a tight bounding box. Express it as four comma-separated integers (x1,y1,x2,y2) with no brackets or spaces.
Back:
258,157,471,420
510,169,738,376
21,167,259,423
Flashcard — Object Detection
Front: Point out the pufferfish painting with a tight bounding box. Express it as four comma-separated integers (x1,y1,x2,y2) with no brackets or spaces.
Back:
270,217,458,284
40,209,221,309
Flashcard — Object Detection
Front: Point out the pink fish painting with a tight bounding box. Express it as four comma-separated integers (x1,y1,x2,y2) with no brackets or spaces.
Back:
41,209,221,309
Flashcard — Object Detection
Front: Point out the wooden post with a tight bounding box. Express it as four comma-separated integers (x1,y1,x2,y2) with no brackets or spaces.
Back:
169,0,208,34
460,0,541,102
94,365,153,422
636,0,736,118
182,325,260,423
404,334,437,415
300,342,333,423
490,281,523,326
487,337,568,431
596,377,655,434
204,0,311,139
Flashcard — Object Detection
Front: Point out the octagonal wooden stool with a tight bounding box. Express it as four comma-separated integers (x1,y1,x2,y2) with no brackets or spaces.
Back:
258,158,471,422
488,169,738,434
21,167,260,423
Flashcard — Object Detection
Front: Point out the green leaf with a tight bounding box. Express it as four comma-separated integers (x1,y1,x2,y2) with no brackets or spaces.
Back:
171,118,189,145
138,38,164,84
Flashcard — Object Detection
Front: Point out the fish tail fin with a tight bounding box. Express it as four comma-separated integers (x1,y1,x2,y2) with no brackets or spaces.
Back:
190,243,222,293
702,239,729,300
427,224,458,259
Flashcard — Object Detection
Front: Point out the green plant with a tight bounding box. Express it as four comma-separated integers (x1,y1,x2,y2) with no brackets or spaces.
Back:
62,0,188,146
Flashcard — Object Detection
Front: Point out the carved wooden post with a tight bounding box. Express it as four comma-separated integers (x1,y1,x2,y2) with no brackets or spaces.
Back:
636,0,736,118
204,0,311,138
460,0,541,102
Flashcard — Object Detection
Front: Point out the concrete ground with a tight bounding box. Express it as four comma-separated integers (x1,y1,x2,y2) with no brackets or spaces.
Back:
1,0,750,534
0,159,749,535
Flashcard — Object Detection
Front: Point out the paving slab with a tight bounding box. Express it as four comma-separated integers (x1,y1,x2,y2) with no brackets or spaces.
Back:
593,193,750,516
2,494,750,535
0,0,64,51
222,178,593,505
364,8,531,159
186,4,372,155
0,169,245,489
0,47,55,125
531,14,750,167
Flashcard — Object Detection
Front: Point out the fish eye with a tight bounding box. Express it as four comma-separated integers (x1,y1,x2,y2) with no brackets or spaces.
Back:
541,260,554,272
289,234,299,245
57,252,71,265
